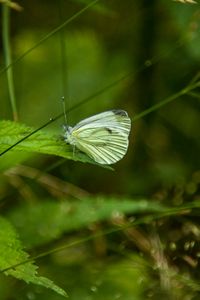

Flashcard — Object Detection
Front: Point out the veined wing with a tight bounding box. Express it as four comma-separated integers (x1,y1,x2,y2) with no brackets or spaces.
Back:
72,111,131,164
73,110,131,136
74,129,129,164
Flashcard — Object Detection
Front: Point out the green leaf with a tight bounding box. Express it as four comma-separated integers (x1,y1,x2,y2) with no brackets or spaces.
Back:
0,216,67,297
7,198,164,248
0,120,95,165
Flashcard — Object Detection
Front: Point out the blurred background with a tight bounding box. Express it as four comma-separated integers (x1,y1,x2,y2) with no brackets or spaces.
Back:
0,0,200,299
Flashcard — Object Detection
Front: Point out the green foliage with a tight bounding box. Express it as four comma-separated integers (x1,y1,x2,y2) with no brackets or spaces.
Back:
7,198,164,248
0,120,93,164
0,216,67,297
0,0,200,299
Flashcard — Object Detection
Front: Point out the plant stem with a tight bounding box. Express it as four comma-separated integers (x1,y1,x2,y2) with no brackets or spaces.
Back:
0,0,99,77
2,3,18,121
133,82,200,121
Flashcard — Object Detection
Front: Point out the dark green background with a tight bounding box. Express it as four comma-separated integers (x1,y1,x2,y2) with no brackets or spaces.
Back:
0,1,200,299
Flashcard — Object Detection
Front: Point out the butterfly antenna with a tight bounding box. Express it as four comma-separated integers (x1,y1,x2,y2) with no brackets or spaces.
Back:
61,96,67,125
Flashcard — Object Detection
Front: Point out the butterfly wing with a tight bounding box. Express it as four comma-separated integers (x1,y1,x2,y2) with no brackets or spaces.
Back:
70,110,131,165
73,110,130,134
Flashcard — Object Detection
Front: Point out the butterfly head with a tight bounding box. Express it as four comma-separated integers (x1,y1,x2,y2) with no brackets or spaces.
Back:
63,125,76,145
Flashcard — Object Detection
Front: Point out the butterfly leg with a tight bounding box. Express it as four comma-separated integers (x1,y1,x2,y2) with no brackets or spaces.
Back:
73,145,76,159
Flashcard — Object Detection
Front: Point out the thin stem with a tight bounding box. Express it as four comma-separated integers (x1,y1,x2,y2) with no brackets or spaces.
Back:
0,117,55,157
0,0,99,77
2,3,18,121
58,0,69,124
58,0,68,100
1,201,199,273
0,77,200,157
187,91,200,100
133,81,200,121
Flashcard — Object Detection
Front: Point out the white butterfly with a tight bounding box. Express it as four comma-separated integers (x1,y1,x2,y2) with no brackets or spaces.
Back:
63,110,131,165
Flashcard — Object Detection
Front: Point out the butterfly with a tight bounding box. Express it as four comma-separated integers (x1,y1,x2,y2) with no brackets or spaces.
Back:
63,110,131,165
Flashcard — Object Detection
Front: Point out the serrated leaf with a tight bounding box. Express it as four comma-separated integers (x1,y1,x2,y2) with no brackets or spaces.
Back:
0,216,67,297
0,120,95,165
7,198,164,248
